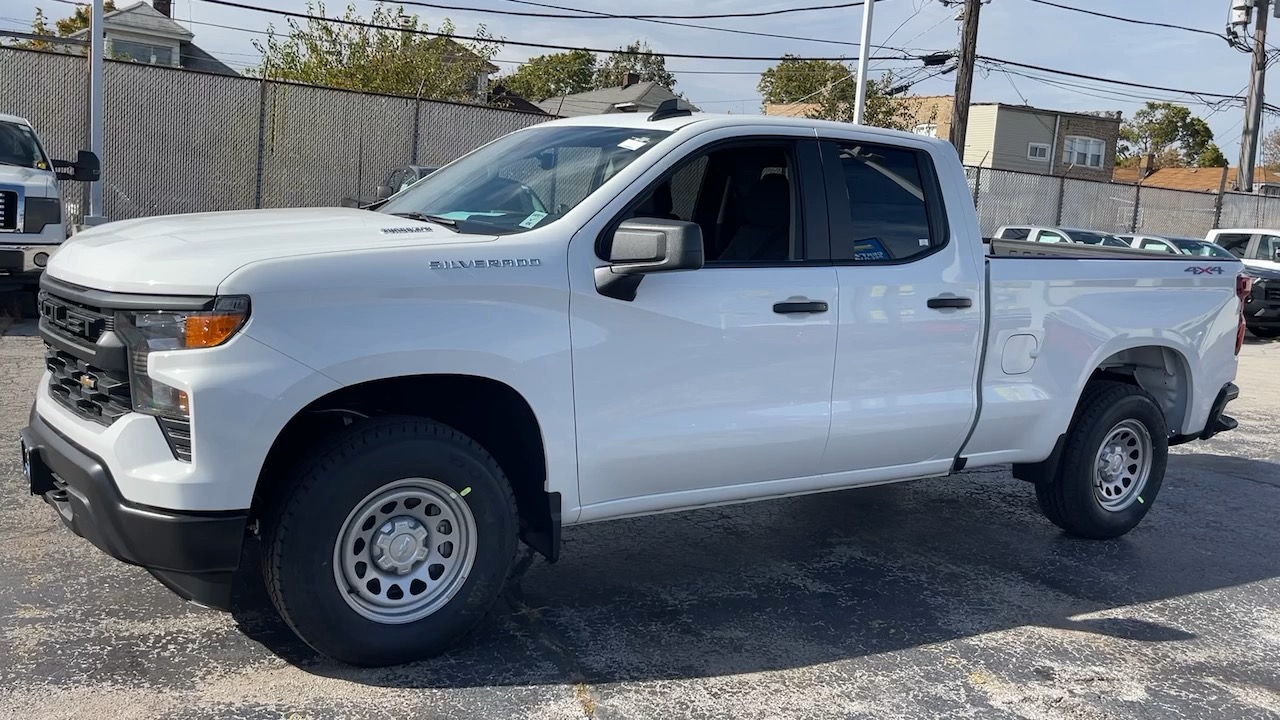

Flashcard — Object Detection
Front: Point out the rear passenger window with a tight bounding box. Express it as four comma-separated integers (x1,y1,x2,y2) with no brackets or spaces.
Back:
1216,233,1252,259
827,142,943,262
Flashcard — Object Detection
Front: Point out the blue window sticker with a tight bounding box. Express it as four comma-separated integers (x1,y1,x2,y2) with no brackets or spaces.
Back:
851,237,891,261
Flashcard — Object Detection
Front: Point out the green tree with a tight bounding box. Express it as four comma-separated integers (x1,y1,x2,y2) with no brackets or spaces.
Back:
500,49,596,101
594,40,676,89
1119,101,1225,168
7,1,115,49
757,56,921,131
253,2,502,101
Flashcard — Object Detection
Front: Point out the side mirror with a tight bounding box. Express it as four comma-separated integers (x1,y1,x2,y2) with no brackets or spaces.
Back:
52,150,100,182
594,218,703,301
375,184,394,200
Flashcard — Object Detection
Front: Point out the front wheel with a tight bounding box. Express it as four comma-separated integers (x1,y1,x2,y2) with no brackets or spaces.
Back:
1036,381,1168,539
260,416,518,666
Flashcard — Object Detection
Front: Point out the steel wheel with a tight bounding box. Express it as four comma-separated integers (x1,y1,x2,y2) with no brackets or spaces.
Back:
333,477,478,624
1093,419,1152,512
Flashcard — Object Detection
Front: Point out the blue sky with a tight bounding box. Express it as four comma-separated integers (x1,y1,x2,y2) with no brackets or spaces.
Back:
2,0,1269,161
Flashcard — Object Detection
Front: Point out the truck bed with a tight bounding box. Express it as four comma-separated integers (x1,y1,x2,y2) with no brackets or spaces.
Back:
985,238,1227,260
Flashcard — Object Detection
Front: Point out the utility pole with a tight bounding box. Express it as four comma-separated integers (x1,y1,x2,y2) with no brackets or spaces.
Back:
852,0,876,125
948,0,982,162
1239,0,1269,192
86,0,105,224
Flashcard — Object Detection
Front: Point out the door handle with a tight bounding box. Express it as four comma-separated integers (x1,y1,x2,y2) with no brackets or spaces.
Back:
927,296,973,309
773,300,829,314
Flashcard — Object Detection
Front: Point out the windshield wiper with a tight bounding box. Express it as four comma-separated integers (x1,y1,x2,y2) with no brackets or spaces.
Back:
389,211,460,232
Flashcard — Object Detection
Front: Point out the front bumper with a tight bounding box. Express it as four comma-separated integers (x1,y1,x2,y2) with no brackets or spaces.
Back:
1244,278,1280,327
19,407,248,610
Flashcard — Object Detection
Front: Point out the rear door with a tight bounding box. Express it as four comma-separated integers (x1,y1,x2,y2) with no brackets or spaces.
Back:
816,136,984,475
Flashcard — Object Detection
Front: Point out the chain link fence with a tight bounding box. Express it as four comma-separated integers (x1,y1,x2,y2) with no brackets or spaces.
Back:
969,164,1280,239
0,47,548,223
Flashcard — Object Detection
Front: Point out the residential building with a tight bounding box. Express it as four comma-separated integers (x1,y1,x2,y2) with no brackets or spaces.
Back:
763,99,1122,181
538,74,698,117
66,0,238,76
1113,165,1280,194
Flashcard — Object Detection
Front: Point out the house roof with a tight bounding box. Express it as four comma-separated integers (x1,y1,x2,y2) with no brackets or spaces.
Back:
537,82,696,118
422,37,498,74
69,1,193,40
977,102,1122,124
489,83,549,115
1112,165,1280,192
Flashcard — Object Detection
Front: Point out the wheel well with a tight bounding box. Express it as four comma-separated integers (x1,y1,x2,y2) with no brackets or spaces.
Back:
253,374,559,561
1086,345,1191,434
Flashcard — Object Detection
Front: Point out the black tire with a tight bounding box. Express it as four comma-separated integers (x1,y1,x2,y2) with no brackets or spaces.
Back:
1248,326,1280,338
1035,381,1168,539
261,416,518,666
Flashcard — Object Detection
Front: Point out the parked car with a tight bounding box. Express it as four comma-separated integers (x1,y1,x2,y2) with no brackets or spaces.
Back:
22,107,1247,666
0,113,98,289
1122,234,1237,258
995,225,1130,247
341,164,438,208
1206,228,1280,337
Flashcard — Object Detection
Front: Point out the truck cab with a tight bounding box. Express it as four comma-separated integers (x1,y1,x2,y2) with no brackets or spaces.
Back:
0,114,99,288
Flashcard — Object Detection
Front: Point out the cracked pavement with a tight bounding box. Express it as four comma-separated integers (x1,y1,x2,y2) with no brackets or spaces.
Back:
2,320,1279,719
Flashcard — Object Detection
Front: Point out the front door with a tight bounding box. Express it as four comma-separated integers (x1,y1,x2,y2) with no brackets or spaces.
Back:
817,136,984,475
568,133,839,516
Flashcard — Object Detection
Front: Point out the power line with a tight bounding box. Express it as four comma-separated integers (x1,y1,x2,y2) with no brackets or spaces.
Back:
978,55,1261,104
193,0,927,62
407,0,880,21
385,0,903,51
1021,0,1231,43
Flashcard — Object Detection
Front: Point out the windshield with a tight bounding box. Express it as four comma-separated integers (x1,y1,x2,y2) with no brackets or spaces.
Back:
0,121,50,170
1072,230,1128,247
1173,239,1234,258
378,125,673,235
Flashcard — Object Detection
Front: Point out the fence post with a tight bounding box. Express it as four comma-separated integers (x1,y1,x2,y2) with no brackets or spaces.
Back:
1054,175,1066,225
253,79,269,210
1130,183,1142,233
1212,164,1229,229
971,165,981,207
410,99,422,165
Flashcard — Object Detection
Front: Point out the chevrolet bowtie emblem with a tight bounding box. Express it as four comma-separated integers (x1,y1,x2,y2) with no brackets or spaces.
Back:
79,375,96,391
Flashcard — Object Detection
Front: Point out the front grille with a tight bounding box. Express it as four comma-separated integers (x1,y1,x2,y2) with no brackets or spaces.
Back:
0,190,15,231
158,416,192,462
1267,284,1280,302
46,347,132,424
39,292,114,346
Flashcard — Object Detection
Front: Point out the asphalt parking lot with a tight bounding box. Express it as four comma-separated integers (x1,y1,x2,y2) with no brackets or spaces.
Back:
1,319,1278,720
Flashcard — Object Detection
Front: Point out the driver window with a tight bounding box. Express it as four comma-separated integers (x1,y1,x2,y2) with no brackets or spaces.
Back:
620,142,801,265
1258,234,1280,260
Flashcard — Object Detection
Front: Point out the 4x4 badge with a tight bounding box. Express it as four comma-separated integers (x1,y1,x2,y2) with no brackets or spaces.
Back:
1184,266,1224,275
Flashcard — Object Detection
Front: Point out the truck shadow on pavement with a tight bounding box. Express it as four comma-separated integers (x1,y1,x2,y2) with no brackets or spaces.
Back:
230,454,1278,687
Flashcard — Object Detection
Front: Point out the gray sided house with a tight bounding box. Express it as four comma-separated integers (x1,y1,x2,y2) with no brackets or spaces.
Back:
963,104,1122,181
537,74,697,117
67,0,238,75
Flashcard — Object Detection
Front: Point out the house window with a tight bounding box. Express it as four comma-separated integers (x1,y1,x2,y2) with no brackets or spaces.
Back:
1027,142,1050,161
913,123,937,137
1064,136,1105,168
110,39,175,66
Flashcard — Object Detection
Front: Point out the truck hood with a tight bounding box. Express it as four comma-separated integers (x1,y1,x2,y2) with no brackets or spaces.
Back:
0,165,56,195
46,207,498,295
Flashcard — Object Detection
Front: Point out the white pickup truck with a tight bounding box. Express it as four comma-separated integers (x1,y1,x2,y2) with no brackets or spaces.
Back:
21,107,1247,667
0,113,99,288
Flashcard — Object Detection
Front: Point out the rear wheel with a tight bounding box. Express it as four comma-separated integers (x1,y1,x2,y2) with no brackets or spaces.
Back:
261,416,518,666
1036,381,1168,539
1248,326,1280,338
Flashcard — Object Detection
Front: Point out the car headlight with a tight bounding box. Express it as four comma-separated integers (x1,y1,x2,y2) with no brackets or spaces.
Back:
114,296,250,417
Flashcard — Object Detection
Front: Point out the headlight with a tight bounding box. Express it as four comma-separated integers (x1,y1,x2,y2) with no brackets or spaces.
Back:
114,296,250,417
23,197,62,234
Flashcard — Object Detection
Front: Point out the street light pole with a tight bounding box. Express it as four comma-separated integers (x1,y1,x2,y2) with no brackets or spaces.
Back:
852,0,875,125
87,0,105,223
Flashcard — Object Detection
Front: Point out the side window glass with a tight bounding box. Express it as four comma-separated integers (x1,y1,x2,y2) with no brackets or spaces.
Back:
1036,231,1065,243
620,143,801,265
1257,234,1280,260
1217,233,1252,258
830,143,938,262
